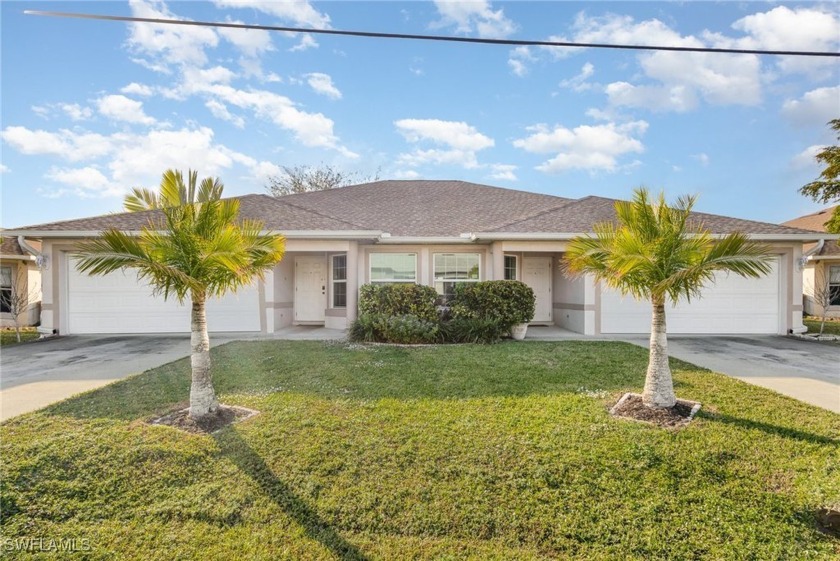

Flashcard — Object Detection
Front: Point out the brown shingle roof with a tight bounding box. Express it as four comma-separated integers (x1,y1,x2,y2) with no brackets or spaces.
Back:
0,236,40,256
491,195,820,236
783,206,839,256
9,181,823,239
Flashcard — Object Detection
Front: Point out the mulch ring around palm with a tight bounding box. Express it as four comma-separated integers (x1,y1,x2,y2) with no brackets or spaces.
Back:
149,405,259,434
610,392,701,428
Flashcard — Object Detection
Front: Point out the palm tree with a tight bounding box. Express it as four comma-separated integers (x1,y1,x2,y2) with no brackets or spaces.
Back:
565,188,772,409
75,169,285,418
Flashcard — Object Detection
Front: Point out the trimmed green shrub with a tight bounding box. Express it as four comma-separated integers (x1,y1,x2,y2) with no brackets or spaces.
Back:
450,280,536,327
358,283,438,322
439,317,509,344
349,313,439,344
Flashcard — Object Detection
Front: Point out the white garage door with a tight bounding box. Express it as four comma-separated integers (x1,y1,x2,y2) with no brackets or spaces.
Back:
66,262,261,334
601,257,781,334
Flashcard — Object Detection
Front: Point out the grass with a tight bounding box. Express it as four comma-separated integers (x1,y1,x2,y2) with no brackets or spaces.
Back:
0,327,39,346
804,317,840,336
1,340,838,560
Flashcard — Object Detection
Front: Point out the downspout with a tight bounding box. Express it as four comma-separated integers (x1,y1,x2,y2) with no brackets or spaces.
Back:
17,236,41,261
799,238,825,269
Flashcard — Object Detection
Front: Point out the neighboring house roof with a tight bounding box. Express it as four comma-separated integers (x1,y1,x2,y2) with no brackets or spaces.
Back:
0,236,40,259
782,206,839,257
6,180,825,240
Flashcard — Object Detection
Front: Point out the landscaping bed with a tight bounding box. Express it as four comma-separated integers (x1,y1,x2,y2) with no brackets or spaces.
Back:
1,340,838,559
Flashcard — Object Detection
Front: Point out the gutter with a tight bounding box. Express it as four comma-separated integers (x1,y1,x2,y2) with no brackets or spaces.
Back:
802,239,825,261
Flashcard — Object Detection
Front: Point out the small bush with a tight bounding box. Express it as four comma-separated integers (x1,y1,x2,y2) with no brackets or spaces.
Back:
439,317,509,344
358,283,438,322
349,313,439,344
450,281,535,328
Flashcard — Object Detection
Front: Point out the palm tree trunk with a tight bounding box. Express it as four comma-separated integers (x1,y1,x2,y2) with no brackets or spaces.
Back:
642,297,677,408
189,292,218,418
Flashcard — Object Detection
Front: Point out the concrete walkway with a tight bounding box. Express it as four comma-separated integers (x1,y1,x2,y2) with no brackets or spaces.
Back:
0,327,345,421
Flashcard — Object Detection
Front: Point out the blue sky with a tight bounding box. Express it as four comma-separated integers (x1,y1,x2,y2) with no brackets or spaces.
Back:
1,1,838,228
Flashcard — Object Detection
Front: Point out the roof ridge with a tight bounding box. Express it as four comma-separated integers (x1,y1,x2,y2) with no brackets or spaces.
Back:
488,197,589,232
267,196,371,230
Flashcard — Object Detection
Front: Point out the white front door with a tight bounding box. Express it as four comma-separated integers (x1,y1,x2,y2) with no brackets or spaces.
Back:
522,257,552,323
295,256,327,323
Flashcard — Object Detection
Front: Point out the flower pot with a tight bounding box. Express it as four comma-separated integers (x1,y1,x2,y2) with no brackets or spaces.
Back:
510,323,528,340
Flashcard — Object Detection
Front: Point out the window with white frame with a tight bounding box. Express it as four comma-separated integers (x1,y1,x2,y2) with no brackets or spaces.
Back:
504,255,518,281
370,253,417,283
0,266,11,314
332,254,347,308
434,253,480,300
830,265,840,307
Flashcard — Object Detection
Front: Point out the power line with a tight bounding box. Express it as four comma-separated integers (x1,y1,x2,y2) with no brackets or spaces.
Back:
24,10,840,58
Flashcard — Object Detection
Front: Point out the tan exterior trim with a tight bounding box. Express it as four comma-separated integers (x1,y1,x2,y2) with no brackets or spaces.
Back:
41,303,53,311
554,303,596,311
325,308,347,318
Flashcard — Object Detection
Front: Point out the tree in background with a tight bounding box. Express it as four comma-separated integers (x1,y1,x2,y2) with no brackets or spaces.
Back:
75,170,285,419
799,119,840,233
266,164,380,197
565,188,772,409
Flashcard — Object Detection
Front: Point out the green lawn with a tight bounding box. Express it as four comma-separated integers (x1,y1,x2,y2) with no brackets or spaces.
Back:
1,341,838,560
0,327,39,346
804,317,840,336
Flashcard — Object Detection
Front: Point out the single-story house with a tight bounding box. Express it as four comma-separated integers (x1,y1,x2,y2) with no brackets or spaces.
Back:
782,206,840,319
3,180,832,336
0,236,42,328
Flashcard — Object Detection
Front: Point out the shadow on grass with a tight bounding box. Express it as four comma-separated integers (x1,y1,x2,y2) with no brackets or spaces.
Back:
214,428,369,561
700,411,839,446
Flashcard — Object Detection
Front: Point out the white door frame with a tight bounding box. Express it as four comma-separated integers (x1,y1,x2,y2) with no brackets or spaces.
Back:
294,255,327,324
523,256,552,324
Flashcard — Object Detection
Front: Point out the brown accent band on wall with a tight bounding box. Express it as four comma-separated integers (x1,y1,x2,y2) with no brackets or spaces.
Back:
792,304,803,312
325,308,347,317
553,303,596,311
271,301,294,309
41,303,54,311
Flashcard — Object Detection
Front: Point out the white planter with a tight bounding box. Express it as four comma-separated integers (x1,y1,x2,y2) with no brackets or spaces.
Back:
510,323,528,340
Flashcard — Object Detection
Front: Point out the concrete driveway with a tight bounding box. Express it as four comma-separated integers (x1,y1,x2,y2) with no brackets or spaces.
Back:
0,334,229,421
0,327,346,422
625,335,840,413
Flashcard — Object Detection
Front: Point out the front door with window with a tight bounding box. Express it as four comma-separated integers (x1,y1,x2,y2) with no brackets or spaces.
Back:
522,257,552,323
295,256,327,323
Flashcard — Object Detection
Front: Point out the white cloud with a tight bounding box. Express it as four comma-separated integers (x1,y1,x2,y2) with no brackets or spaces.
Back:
728,6,840,77
691,153,710,166
513,120,648,173
205,100,245,128
395,119,494,151
791,145,825,170
605,82,697,112
212,0,331,28
60,103,93,121
0,164,9,173
306,73,342,100
127,0,219,71
488,163,517,181
121,82,154,96
45,166,119,197
393,169,421,180
97,95,156,125
395,119,495,170
1,126,113,161
507,46,534,77
289,33,319,52
433,0,517,39
218,19,275,57
782,86,840,126
559,62,595,92
31,105,51,119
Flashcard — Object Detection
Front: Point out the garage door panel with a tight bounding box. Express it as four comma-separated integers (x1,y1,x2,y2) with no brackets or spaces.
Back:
67,264,260,334
601,258,781,334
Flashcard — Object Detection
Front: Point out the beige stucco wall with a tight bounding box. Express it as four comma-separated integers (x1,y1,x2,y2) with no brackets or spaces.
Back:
0,259,41,328
803,259,840,319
